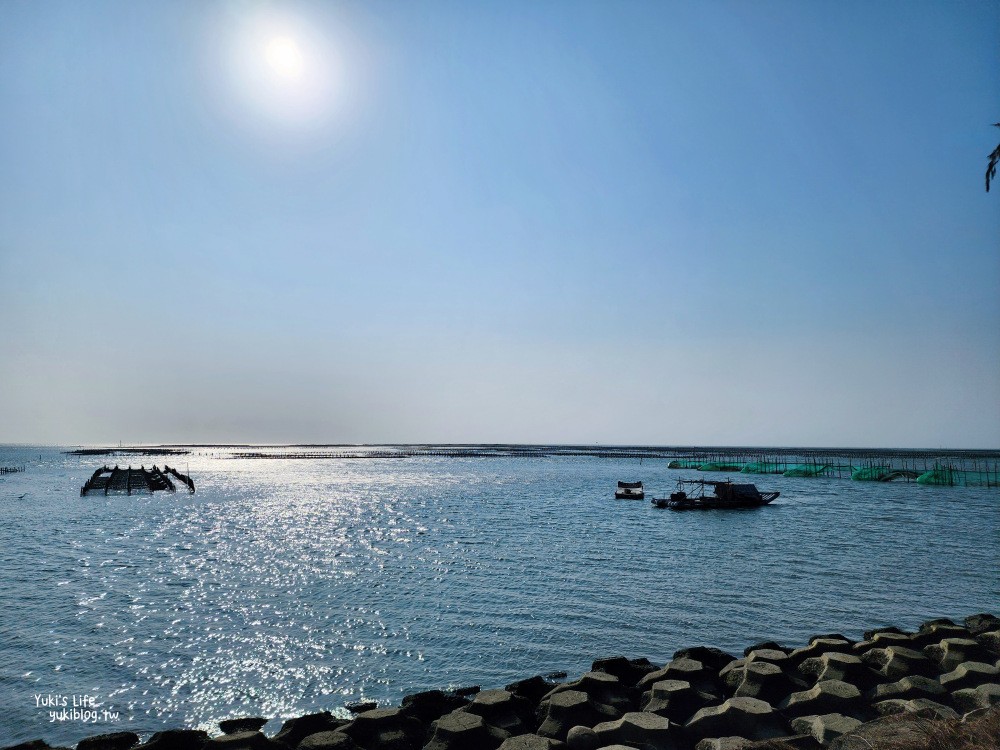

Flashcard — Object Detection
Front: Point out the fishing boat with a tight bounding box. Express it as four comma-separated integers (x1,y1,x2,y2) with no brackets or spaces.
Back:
615,480,644,500
651,478,778,510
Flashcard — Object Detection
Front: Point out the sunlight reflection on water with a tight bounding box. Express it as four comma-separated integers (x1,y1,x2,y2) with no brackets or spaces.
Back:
0,446,997,743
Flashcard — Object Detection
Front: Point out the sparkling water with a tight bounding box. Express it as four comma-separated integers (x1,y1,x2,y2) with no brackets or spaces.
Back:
0,445,997,745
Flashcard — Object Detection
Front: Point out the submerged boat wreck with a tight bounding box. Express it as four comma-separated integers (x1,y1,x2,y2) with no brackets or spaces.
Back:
652,478,778,510
615,480,644,500
80,464,195,496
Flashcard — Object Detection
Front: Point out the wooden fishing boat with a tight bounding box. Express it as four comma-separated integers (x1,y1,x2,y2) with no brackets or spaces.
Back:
651,478,778,510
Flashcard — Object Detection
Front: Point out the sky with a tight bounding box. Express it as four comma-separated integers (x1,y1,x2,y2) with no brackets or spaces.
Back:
1,0,998,448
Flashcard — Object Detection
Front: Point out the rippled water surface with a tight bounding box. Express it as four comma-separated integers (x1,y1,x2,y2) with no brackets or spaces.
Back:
0,445,997,744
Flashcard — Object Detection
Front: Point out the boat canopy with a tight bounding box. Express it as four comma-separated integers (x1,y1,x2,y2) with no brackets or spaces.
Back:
617,481,643,489
715,483,763,501
678,478,763,501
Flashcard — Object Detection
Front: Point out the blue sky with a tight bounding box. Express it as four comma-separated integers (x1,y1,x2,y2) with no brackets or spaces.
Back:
1,0,998,447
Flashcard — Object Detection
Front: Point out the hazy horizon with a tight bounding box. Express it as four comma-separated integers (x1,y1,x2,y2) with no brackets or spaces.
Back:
7,441,999,453
2,1,998,449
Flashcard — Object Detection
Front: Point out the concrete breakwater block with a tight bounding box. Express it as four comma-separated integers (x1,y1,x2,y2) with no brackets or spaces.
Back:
132,730,210,750
563,726,599,750
421,710,508,750
591,656,659,688
641,679,716,723
860,645,939,680
672,646,738,673
924,637,996,671
536,690,620,741
298,731,358,750
778,680,868,720
939,660,1000,691
976,629,1000,656
796,653,884,693
505,676,562,707
637,659,720,697
965,613,1000,636
790,713,862,745
869,674,948,704
851,631,912,655
218,719,268,736
786,639,854,668
684,697,789,743
539,672,634,716
201,731,284,750
592,711,680,750
456,689,534,736
723,661,806,706
742,650,792,671
399,690,470,726
75,732,140,750
907,620,970,650
950,683,1000,715
497,735,565,750
742,642,790,657
273,712,345,748
339,708,424,750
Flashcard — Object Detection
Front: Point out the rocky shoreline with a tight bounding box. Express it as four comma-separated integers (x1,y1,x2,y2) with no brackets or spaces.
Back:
8,614,1000,750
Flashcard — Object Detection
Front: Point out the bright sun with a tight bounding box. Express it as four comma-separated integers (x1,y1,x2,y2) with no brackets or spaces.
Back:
221,9,343,131
265,36,304,80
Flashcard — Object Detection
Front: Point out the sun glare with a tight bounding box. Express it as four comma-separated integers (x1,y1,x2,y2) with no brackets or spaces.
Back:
221,8,343,132
265,36,304,80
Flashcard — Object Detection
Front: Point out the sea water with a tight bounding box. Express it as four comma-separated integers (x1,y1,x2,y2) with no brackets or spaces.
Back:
0,445,997,744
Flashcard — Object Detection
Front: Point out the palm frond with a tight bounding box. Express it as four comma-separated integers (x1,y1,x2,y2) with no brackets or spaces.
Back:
987,143,1000,192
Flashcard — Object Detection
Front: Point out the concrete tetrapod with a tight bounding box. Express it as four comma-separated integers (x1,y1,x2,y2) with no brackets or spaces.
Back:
536,690,621,742
924,637,997,672
75,733,140,750
684,697,790,743
790,713,862,746
218,719,268,735
672,647,738,673
778,680,869,721
851,632,912,656
796,653,886,694
422,710,508,750
340,708,424,750
540,672,635,715
641,679,717,724
202,732,285,750
592,711,682,750
869,675,948,704
908,621,970,650
400,691,470,727
786,640,855,669
637,659,719,697
273,712,345,748
591,656,659,688
725,661,806,706
132,730,211,750
457,689,534,737
950,683,1000,715
496,736,565,750
860,646,940,681
298,731,359,750
939,660,1000,691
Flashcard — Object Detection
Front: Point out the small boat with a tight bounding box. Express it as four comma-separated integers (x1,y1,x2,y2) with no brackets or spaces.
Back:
651,478,779,510
615,480,645,500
